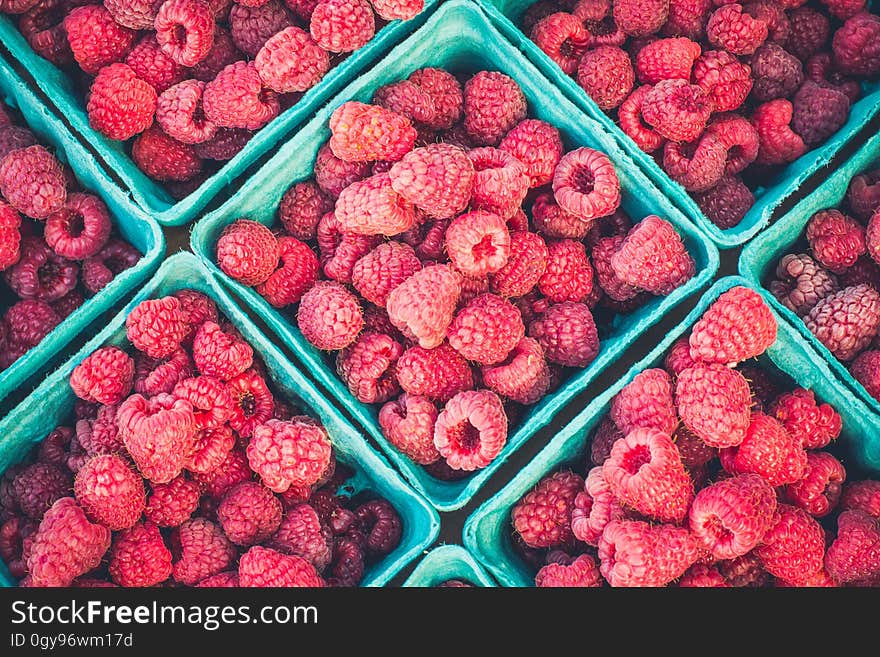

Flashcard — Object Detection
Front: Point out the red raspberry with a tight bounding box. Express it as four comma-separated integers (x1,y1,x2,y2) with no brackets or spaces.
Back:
706,114,759,175
0,145,66,220
187,424,235,475
0,517,36,579
86,64,156,142
688,473,777,559
571,465,625,545
372,80,437,126
309,0,374,53
833,13,880,77
433,389,507,471
662,134,727,192
335,173,416,236
783,6,828,62
679,563,729,587
70,347,134,405
636,37,701,84
256,237,319,308
203,61,279,131
530,13,589,76
447,294,524,366
498,119,563,188
406,67,462,130
531,193,587,239
689,286,777,365
395,344,474,401
738,363,780,408
229,1,291,56
297,281,363,351
173,375,235,431
354,498,402,555
528,301,599,368
329,101,416,163
706,3,767,55
269,503,332,569
3,237,76,302
216,219,279,286
64,5,136,75
467,147,529,219
610,368,677,435
804,284,880,361
227,369,274,437
806,209,865,274
255,26,328,94
387,264,461,349
612,0,669,36
692,49,752,112
350,242,420,308
117,393,197,484
752,504,825,583
751,99,806,165
675,364,751,448
126,296,189,359
603,427,693,522
599,519,701,587
124,36,186,94
694,175,754,229
134,348,192,396
513,470,583,548
664,337,696,377
554,148,620,224
2,300,60,366
239,545,324,586
317,212,380,282
444,211,510,278
11,462,69,519
389,144,474,219
791,81,850,148
378,393,440,465
154,0,214,67
717,551,770,587
720,412,807,486
785,451,846,518
172,518,236,584
610,215,694,295
0,201,21,271
192,321,254,382
217,481,282,545
482,336,551,404
108,521,172,587
536,239,592,303
664,0,711,39
44,194,111,260
770,388,841,450
841,480,880,518
132,125,203,182
851,350,880,401
278,180,332,241
825,510,880,583
38,426,73,468
641,79,712,143
247,419,331,492
145,475,200,527
104,0,161,30
576,45,634,111
591,235,639,302
26,498,111,587
156,80,217,145
191,446,251,499
76,404,124,456
463,71,527,147
535,553,603,587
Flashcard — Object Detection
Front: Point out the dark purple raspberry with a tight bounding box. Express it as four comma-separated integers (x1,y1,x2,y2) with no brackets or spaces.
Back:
749,44,803,102
694,175,754,229
769,253,839,317
353,499,402,556
790,81,850,147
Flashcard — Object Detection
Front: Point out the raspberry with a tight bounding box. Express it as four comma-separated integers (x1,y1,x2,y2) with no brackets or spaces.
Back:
535,553,603,587
18,0,74,67
172,518,236,584
433,389,507,471
535,239,592,303
706,3,767,55
679,563,729,587
394,344,474,402
443,210,510,278
513,470,583,548
575,45,634,111
26,498,111,587
851,350,880,401
530,13,589,76
784,6,829,62
528,301,599,368
612,0,669,36
131,126,203,182
203,61,279,131
117,393,197,484
662,132,727,192
804,284,880,361
694,175,754,229
833,13,880,77
126,296,189,359
256,237,319,308
688,473,776,559
2,300,60,364
44,194,111,260
791,81,850,148
749,503,825,583
154,0,214,67
107,521,172,587
278,181,332,241
571,465,624,545
663,0,711,39
336,174,417,236
0,145,66,220
446,293,524,366
784,451,846,518
64,5,136,75
134,349,192,396
51,291,84,320
196,571,239,587
227,369,274,437
717,551,769,587
156,80,217,145
38,426,73,468
466,148,528,219
329,102,417,164
610,368,677,435
239,545,324,586
599,519,701,587
387,264,461,349
611,215,694,295
0,128,35,166
255,26,328,94
0,202,20,273
530,193,586,240
309,0,375,53
825,510,880,583
841,480,880,518
750,44,803,102
173,375,235,431
372,80,437,127
216,481,282,546
315,144,371,197
70,347,134,405
641,79,712,143
216,219,279,286
636,37,701,84
692,49,752,112
193,127,251,161
269,503,332,569
675,424,717,468
229,1,291,56
85,63,157,143
750,99,806,165
664,337,697,377
145,475,200,527
406,67,462,131
247,419,331,493
590,236,637,304
354,499,401,555
187,424,235,475
104,0,161,30
378,393,440,465
807,209,866,275
76,404,124,456
0,517,36,579
125,36,186,94
297,281,363,351
770,388,841,450
776,568,837,588
388,144,474,220
3,237,76,303
720,412,807,486
707,115,760,175
604,427,693,522
191,27,241,82
617,86,663,152
494,123,559,192
463,71,527,147
317,212,381,283
840,256,880,289
822,0,865,20
11,462,69,520
482,336,551,404
675,363,750,449
349,242,419,308
689,286,777,365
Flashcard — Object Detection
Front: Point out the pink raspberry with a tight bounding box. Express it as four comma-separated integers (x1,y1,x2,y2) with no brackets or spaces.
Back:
247,419,331,493
833,13,880,77
126,296,189,359
641,79,712,142
203,61,279,131
433,389,507,471
335,173,417,236
0,145,66,220
117,393,197,484
75,404,124,456
635,37,702,84
297,281,363,351
217,481,282,546
806,209,866,274
131,126,203,183
753,504,826,583
571,465,625,545
44,193,111,260
664,0,711,39
675,363,751,448
134,348,192,396
70,347,134,405
791,81,850,148
350,242,420,307
513,470,583,548
227,369,274,438
482,337,551,404
552,147,620,221
26,498,111,587
664,337,697,377
0,201,21,272
216,219,279,286
372,80,437,126
193,127,251,161
255,237,320,308
538,239,593,303
610,368,677,436
154,0,214,67
603,426,693,522
145,475,201,527
309,0,374,53
692,49,752,112
784,451,846,518
278,180,332,241
108,521,172,587
394,344,474,402
156,80,217,145
825,510,880,583
612,0,669,36
592,235,640,302
463,71,527,147
688,473,776,559
254,26,328,95
750,99,806,166
447,294,524,366
770,388,841,450
11,462,69,520
389,144,474,219
104,0,162,31
851,350,880,402
694,175,754,229
618,86,666,152
610,215,694,295
531,12,590,76
125,36,186,94
662,135,727,192
187,424,236,475
86,64,157,142
386,264,461,349
706,3,767,55
706,114,759,175
444,210,511,278
407,67,462,130
17,0,73,67
498,119,562,188
378,393,440,465
528,301,599,367
239,545,324,586
720,412,807,486
804,284,880,361
576,45,634,111
598,519,701,587
269,502,332,570
328,102,417,164
535,553,603,587
64,5,136,75
689,286,777,365
316,211,380,282
467,147,529,218
172,518,236,584
173,375,235,431
191,446,251,499
531,192,588,239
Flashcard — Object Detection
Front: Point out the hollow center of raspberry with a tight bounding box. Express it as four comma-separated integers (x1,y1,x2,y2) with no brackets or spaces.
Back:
621,445,651,474
453,421,481,454
585,17,617,37
67,213,85,238
560,38,585,59
675,90,707,114
172,24,187,47
570,167,595,195
703,515,734,545
38,261,62,288
472,234,500,263
239,392,256,417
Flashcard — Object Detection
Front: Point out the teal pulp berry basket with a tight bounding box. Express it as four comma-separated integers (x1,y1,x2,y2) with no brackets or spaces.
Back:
464,276,880,586
740,130,880,416
402,544,496,587
190,0,720,512
475,0,880,248
0,3,436,226
0,253,440,588
0,53,164,407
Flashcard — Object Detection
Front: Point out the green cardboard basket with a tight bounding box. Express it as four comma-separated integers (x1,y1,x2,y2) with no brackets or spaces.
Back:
190,0,720,512
402,544,496,587
464,276,880,586
0,253,440,587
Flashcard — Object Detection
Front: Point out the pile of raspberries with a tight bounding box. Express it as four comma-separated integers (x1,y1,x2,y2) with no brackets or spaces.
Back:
0,290,403,587
523,0,880,230
511,285,880,587
214,66,697,478
0,0,426,196
0,99,139,374
767,164,880,403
